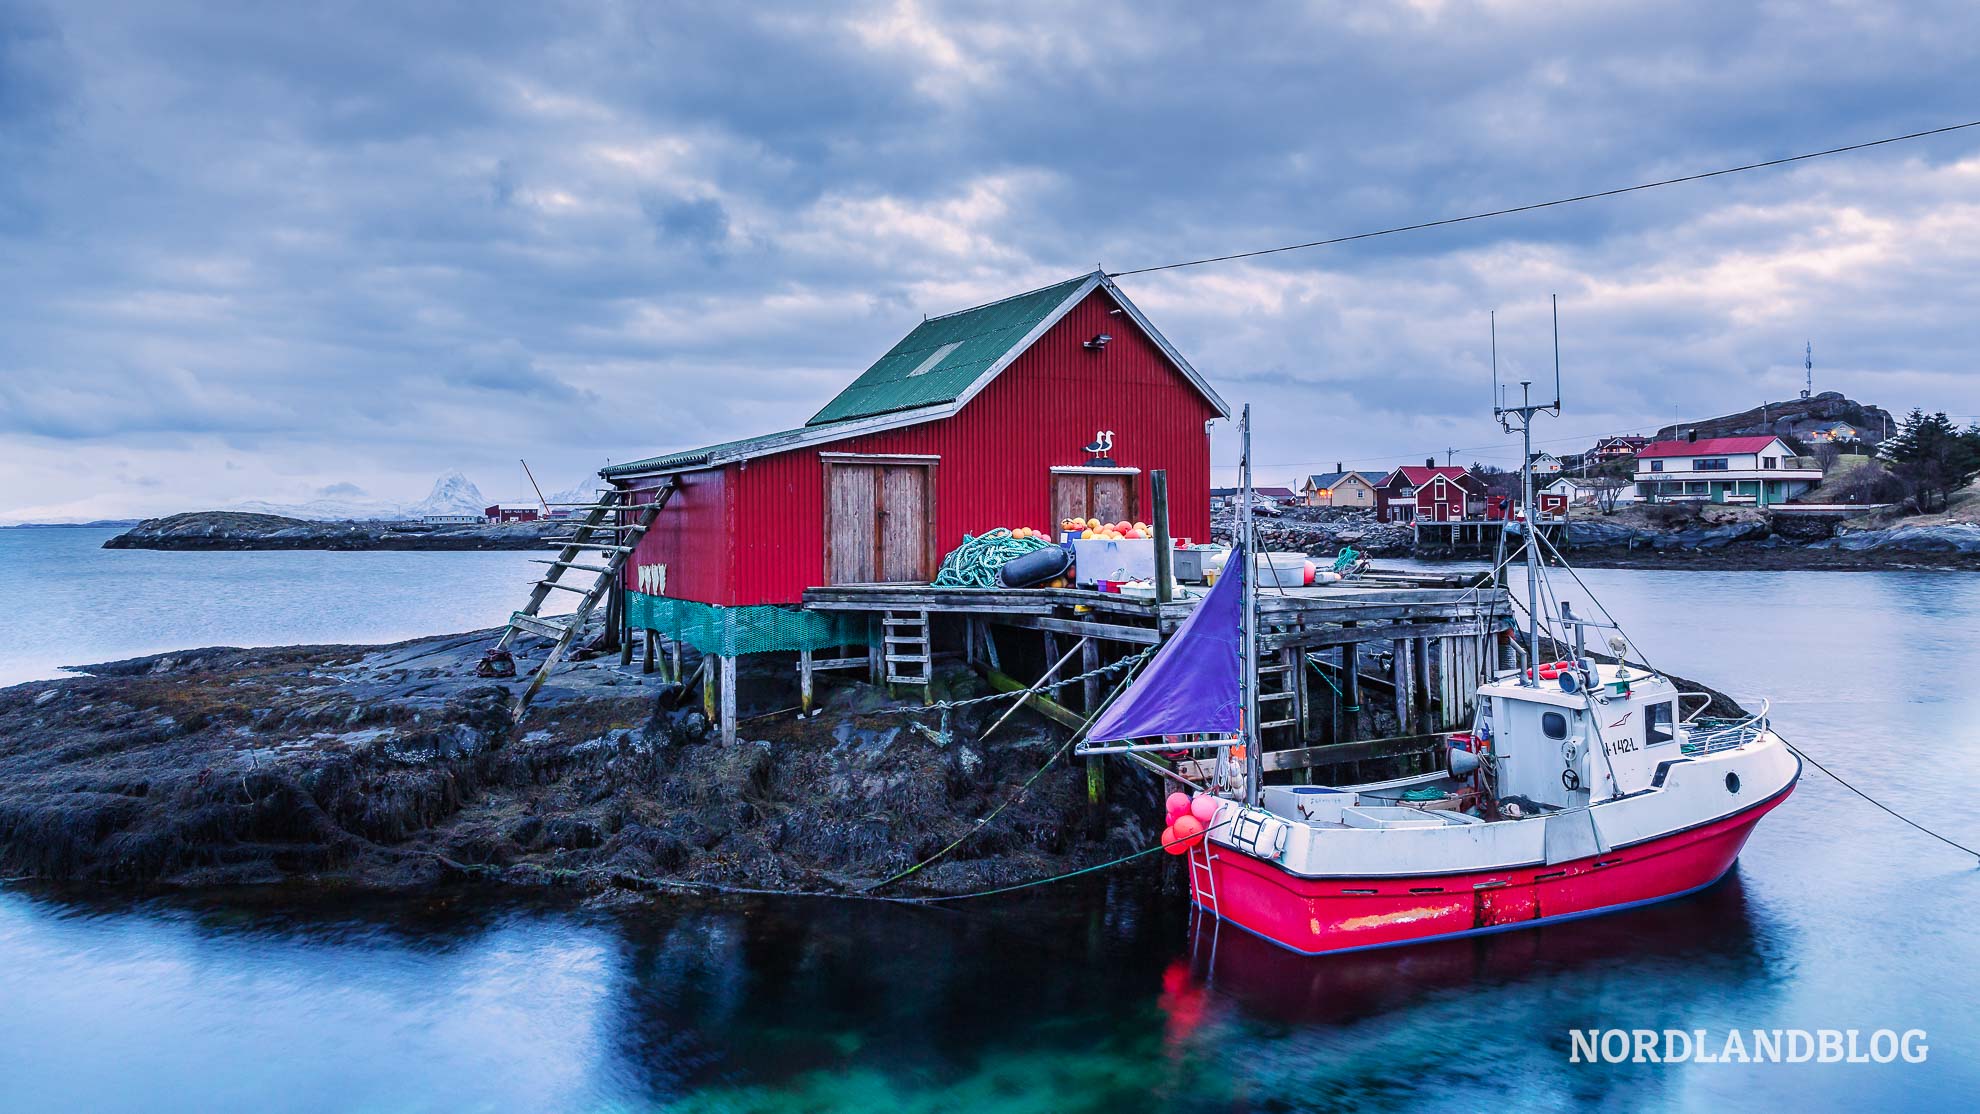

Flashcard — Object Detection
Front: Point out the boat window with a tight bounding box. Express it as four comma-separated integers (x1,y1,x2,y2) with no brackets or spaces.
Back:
1541,711,1567,739
1647,702,1675,744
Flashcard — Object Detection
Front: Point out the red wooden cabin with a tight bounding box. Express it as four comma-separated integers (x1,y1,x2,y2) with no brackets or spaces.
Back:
1373,463,1488,523
601,272,1228,609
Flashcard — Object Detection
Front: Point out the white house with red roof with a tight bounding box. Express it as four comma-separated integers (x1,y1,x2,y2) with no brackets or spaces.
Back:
1633,436,1822,505
1374,461,1489,523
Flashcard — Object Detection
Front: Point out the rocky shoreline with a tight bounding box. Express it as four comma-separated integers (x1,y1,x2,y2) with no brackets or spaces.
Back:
103,511,564,551
1214,503,1980,572
0,622,1155,898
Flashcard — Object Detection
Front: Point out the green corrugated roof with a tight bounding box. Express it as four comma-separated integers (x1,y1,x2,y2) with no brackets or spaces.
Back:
601,425,816,477
805,273,1094,425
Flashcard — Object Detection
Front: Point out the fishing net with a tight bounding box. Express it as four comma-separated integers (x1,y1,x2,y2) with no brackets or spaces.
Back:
624,592,871,656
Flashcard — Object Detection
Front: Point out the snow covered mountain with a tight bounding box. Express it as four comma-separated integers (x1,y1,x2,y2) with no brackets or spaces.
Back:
220,470,489,521
405,470,488,518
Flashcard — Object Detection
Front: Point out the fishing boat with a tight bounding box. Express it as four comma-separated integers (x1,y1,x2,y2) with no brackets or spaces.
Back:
1080,342,1799,957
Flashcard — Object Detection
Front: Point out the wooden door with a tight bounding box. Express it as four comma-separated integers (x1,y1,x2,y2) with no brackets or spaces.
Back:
1052,471,1137,528
827,464,879,584
826,460,935,585
877,465,929,581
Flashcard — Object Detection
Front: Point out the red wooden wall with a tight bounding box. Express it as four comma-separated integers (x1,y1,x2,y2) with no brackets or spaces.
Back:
626,287,1220,606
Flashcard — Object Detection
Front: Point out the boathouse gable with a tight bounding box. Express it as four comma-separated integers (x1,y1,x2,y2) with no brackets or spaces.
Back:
604,273,1227,609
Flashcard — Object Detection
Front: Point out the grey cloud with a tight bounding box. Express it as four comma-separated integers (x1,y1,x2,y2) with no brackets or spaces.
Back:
3,0,1979,518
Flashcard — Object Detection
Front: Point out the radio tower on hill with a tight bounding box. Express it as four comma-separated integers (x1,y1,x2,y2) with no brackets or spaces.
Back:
1801,341,1813,399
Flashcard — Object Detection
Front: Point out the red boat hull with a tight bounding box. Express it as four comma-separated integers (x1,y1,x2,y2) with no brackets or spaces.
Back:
1192,783,1794,956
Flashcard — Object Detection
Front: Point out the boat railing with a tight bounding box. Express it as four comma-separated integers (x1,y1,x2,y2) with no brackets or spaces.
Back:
1677,691,1715,723
1681,699,1771,756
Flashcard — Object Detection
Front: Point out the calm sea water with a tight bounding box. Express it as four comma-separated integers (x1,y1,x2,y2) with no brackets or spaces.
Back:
3,534,1979,1111
0,527,573,686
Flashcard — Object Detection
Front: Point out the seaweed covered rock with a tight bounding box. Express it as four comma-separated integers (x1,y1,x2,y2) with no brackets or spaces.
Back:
0,626,1151,897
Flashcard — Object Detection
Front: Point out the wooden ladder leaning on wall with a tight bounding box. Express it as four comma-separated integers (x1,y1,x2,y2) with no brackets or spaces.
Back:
494,479,676,723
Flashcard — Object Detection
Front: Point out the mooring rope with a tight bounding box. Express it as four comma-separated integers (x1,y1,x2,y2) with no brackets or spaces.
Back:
1781,736,1980,864
863,649,1154,893
867,645,1153,716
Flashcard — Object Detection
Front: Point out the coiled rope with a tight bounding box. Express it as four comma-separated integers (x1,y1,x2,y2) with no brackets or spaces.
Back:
930,528,1054,588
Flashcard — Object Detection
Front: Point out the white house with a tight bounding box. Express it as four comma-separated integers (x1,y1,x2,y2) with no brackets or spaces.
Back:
1528,452,1564,477
1543,475,1635,506
1634,436,1822,505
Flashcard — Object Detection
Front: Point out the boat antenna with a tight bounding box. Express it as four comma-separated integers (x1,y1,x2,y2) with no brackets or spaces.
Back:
1238,403,1262,806
1494,297,1564,686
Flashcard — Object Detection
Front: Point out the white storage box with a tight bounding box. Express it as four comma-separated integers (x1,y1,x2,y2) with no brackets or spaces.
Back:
1071,538,1156,586
1253,551,1309,589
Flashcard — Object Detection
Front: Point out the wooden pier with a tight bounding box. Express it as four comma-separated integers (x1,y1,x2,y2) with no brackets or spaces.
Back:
794,569,1510,786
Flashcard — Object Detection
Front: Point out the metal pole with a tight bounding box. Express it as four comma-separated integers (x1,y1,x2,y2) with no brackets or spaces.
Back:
1240,405,1262,806
1521,382,1542,686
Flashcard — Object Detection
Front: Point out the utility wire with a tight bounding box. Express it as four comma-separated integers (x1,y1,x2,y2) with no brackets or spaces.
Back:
1109,119,1980,277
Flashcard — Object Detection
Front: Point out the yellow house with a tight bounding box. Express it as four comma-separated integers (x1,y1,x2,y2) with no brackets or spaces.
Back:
1301,468,1383,508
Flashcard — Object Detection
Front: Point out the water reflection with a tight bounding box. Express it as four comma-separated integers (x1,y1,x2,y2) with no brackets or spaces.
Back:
6,568,1980,1110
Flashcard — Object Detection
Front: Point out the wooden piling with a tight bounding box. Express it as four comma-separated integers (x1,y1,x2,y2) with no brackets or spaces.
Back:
719,655,737,745
1150,469,1174,604
1343,641,1362,740
799,648,815,713
1082,637,1104,832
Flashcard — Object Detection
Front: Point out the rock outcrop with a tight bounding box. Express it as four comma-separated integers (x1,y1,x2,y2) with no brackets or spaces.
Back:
104,511,563,551
0,624,1151,896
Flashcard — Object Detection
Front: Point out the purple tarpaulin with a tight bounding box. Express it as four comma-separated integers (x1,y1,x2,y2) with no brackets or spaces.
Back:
1087,545,1243,742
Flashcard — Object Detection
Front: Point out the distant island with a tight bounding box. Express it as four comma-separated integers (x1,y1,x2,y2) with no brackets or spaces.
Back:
103,511,565,551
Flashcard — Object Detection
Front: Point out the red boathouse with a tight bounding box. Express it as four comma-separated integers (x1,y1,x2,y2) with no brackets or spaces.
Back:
602,272,1227,612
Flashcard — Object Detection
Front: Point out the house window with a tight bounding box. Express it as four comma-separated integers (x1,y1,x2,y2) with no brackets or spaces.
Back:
1541,711,1568,740
1649,460,1663,473
1647,702,1675,745
1686,482,1708,494
1694,458,1729,471
1762,456,1777,469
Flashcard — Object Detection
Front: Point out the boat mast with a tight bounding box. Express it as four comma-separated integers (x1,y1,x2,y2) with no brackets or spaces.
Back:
1493,298,1563,688
1239,404,1262,805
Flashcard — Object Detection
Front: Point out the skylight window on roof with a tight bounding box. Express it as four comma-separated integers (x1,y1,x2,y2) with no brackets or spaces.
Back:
906,341,962,377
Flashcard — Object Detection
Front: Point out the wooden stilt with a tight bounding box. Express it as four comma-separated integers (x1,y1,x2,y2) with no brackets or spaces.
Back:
702,653,717,723
1414,635,1432,730
799,648,815,714
642,628,657,675
1393,637,1413,734
669,638,682,684
868,617,883,686
1343,642,1362,741
719,655,737,745
1080,637,1104,831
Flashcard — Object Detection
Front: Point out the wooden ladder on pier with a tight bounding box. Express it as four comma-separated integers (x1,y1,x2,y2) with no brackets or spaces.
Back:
1255,653,1302,748
494,481,675,722
882,609,932,688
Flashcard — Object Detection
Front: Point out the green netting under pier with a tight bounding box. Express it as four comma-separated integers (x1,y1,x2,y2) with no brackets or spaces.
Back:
625,592,871,657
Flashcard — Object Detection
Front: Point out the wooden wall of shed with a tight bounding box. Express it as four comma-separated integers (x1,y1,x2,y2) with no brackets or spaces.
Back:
624,464,734,606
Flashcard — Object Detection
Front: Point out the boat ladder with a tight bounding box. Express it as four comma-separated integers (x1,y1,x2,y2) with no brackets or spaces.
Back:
492,480,675,722
1188,841,1220,920
882,609,932,688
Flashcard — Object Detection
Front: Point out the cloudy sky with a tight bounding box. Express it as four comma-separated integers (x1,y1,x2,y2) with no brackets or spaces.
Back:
4,0,1979,521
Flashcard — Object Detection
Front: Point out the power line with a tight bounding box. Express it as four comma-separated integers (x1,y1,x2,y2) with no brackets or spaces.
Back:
1108,118,1980,278
1252,421,1672,472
